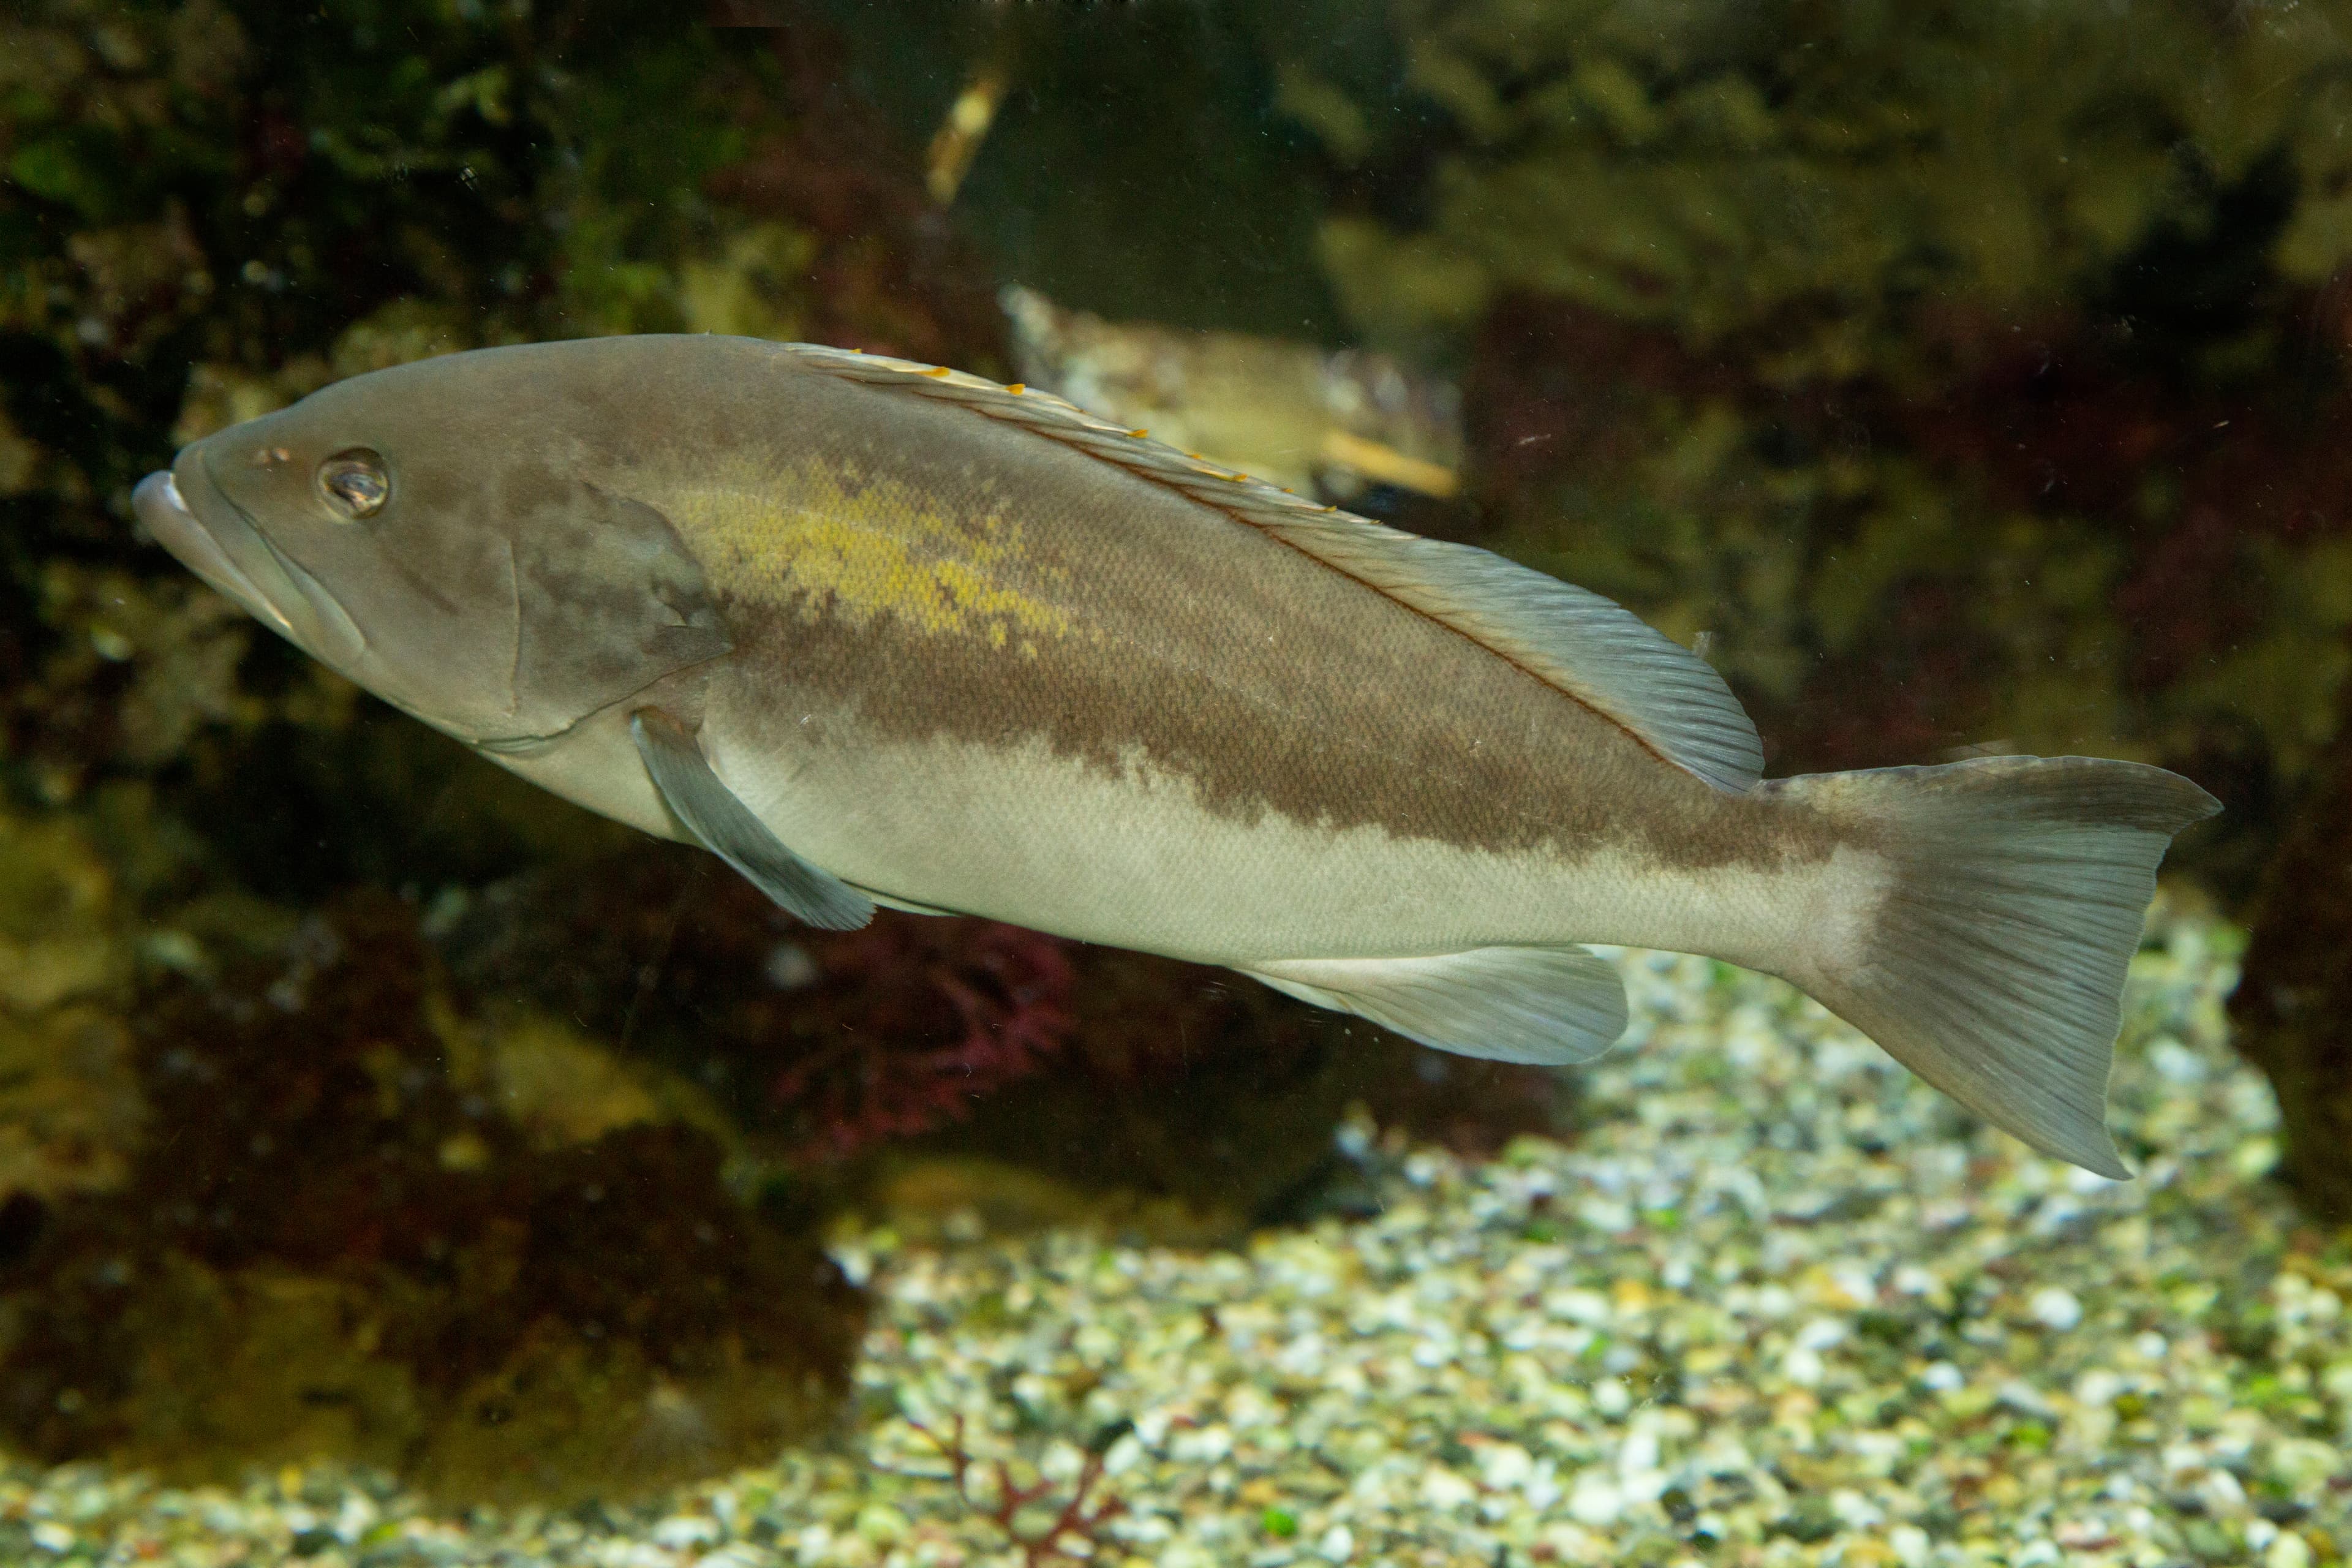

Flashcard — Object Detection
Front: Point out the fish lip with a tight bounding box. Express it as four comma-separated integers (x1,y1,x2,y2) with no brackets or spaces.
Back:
137,450,560,752
136,450,369,669
132,467,295,639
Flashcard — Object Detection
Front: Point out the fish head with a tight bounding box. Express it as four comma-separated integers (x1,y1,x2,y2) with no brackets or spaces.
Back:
134,343,733,748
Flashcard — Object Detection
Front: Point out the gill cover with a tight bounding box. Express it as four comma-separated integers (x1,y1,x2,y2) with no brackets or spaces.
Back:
505,483,733,741
172,344,736,748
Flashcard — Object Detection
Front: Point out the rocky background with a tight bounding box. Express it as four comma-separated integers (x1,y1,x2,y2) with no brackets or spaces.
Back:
2,0,2351,1499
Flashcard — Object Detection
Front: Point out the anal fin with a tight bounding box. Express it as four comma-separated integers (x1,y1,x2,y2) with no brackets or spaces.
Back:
630,707,875,931
1241,946,1628,1066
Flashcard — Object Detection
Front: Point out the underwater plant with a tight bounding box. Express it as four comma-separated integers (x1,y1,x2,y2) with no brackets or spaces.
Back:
902,1412,1130,1568
439,842,1569,1222
767,916,1079,1164
435,848,1084,1167
1,1,1002,825
0,891,866,1501
1275,0,2352,797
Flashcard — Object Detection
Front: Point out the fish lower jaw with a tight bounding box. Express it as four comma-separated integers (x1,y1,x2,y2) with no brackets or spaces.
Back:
135,470,295,639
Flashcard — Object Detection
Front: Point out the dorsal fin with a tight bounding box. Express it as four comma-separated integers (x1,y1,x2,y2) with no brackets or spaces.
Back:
780,344,1763,792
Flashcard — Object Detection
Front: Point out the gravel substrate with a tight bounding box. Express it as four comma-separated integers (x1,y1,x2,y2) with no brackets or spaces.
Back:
6,891,2347,1567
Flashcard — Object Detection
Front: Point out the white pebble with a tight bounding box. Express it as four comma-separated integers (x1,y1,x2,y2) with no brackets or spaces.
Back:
1478,1442,1533,1489
2233,1137,2282,1180
2269,1437,2343,1491
1567,1472,1623,1526
334,1494,379,1543
2030,1287,2084,1332
650,1514,720,1550
2150,1037,2209,1082
2199,1467,2249,1513
2269,1532,2315,1568
2073,1370,2125,1406
1420,1466,1476,1510
763,941,818,989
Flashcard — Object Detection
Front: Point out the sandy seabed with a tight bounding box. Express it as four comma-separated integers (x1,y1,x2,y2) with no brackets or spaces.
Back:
4,891,2345,1568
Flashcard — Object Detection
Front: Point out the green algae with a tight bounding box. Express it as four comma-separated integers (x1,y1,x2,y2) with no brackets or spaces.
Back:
0,0,1016,910
1297,0,2352,373
1268,0,2352,905
0,892,867,1505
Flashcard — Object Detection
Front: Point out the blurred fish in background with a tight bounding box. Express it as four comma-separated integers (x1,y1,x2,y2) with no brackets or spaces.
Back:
1001,283,1463,506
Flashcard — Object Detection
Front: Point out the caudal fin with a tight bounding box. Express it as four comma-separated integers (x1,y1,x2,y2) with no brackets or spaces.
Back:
1765,755,2219,1178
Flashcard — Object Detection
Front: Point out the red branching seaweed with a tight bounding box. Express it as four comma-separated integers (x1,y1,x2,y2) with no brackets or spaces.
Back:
439,847,1566,1194
907,1414,1127,1568
776,917,1078,1163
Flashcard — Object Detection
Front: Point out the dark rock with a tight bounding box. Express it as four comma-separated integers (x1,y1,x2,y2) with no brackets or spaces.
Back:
2230,678,2352,1226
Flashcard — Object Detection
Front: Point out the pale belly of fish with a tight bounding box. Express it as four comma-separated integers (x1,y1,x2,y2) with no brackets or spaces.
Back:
712,711,1612,964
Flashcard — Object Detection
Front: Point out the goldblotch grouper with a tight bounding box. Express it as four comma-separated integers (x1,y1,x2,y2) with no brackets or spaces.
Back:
133,336,2218,1178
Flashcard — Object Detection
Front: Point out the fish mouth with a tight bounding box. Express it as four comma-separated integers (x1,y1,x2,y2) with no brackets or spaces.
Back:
135,454,557,752
133,455,368,668
132,469,288,636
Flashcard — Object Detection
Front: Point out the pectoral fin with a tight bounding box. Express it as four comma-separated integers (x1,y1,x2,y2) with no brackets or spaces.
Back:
629,707,875,931
1241,946,1628,1065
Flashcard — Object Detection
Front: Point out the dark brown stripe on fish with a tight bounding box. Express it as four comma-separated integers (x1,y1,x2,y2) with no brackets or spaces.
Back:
718,579,1834,875
793,347,1706,782
453,334,1833,873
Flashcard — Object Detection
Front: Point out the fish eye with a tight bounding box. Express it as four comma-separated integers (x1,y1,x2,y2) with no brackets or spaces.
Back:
317,449,390,521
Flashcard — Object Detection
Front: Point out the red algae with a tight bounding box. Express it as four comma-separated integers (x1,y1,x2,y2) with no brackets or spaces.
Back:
440,845,1574,1227
771,916,1078,1163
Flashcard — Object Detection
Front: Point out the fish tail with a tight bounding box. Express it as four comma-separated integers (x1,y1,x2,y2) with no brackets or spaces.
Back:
1759,755,2218,1178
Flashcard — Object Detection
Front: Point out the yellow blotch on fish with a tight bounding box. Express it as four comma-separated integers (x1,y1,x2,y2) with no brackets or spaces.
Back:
676,459,1080,655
